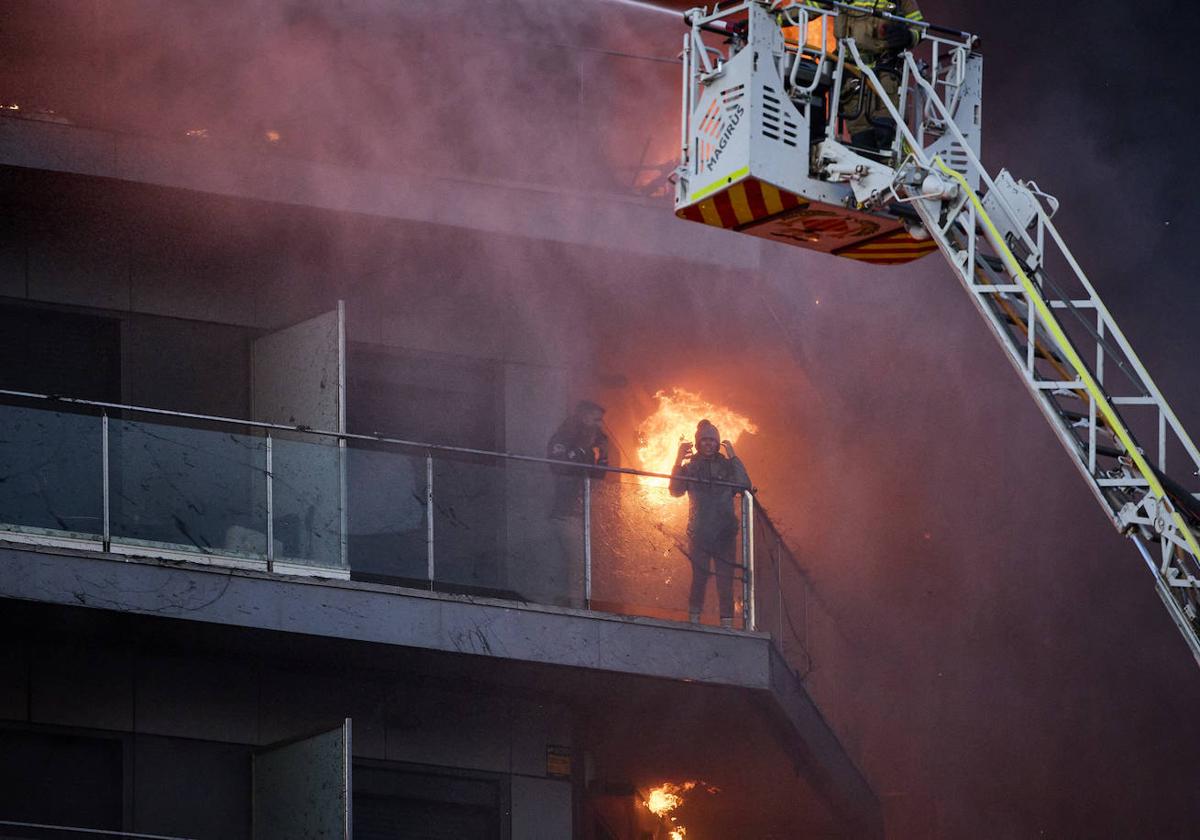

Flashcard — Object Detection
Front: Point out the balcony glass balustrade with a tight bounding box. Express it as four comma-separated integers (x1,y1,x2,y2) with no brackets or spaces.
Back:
0,402,103,541
109,415,268,559
0,392,807,637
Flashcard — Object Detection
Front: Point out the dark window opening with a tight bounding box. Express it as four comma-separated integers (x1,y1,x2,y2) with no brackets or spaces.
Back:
353,764,505,840
0,729,124,832
347,345,502,450
347,345,508,593
0,304,120,402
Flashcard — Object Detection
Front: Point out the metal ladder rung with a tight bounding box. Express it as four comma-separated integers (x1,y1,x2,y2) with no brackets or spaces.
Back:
986,305,1064,363
971,284,1025,294
1071,436,1124,459
976,254,1006,273
1007,344,1057,364
1034,380,1084,391
1048,299,1097,309
1093,444,1125,460
996,309,1028,327
1097,477,1150,488
1058,406,1090,422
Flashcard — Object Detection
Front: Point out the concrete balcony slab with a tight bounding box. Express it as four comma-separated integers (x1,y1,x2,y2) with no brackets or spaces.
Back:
0,539,881,837
0,116,760,272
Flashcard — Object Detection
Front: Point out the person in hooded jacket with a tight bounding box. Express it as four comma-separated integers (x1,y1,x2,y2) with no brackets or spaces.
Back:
545,400,609,606
669,419,751,627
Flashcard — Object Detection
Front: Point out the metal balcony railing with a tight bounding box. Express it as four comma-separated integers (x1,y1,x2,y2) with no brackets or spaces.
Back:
0,820,194,840
0,389,812,644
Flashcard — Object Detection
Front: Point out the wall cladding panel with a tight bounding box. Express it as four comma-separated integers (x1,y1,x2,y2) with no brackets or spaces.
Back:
26,219,130,311
133,734,252,840
135,653,260,744
510,775,572,840
130,230,259,327
258,666,386,760
0,640,29,721
0,214,28,299
29,642,134,731
385,683,511,774
121,315,251,416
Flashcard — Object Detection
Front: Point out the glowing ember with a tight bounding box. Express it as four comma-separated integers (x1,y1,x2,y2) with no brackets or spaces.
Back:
637,389,757,476
185,128,209,139
670,830,686,840
264,129,281,143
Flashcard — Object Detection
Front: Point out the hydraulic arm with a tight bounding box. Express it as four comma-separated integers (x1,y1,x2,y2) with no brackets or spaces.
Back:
674,1,1200,664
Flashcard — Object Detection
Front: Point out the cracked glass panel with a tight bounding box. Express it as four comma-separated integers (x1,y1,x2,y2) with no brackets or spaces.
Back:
270,432,344,570
753,507,809,655
109,416,267,558
430,452,506,599
346,442,428,584
590,471,747,627
506,456,577,608
0,402,103,540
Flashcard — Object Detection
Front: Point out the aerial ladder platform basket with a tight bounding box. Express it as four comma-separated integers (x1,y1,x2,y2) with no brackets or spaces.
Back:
674,0,977,263
674,0,1200,666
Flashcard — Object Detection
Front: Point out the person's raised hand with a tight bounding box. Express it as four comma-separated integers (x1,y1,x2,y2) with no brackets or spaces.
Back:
721,440,736,459
677,441,694,462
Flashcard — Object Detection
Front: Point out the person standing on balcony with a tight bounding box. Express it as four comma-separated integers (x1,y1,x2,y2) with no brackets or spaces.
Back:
670,419,751,628
546,400,609,608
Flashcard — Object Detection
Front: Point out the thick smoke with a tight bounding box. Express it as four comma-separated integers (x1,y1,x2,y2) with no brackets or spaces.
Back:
4,0,1200,836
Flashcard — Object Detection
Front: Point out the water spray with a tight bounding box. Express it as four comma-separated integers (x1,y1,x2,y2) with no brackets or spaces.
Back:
604,0,677,16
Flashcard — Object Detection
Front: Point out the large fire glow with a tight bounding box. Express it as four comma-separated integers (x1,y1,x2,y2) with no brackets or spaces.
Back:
636,388,758,477
644,780,718,839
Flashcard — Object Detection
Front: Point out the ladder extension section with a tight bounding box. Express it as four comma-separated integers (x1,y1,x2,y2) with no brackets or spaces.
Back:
848,41,1200,664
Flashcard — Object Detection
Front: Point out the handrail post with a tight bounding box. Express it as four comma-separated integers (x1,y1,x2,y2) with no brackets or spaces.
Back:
101,410,110,552
776,541,785,654
680,32,690,167
426,453,435,591
583,474,592,609
826,47,847,143
265,431,274,573
337,437,348,571
739,492,748,628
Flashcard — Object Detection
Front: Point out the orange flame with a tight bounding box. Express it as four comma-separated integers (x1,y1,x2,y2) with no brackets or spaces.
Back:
636,389,757,476
645,781,693,816
644,781,718,839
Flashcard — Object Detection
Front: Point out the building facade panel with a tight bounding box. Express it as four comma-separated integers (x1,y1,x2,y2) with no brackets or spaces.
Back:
0,2,879,833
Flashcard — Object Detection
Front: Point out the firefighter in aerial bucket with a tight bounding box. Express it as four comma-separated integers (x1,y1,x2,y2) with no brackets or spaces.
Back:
774,0,924,154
